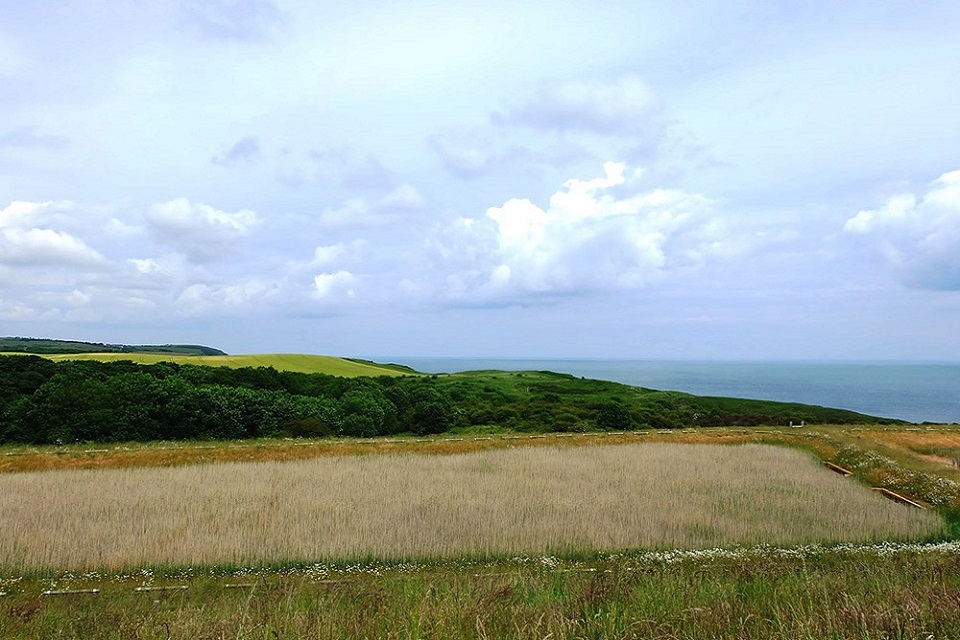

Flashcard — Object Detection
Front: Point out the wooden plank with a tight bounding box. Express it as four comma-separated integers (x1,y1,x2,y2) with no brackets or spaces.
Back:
824,462,853,476
872,487,927,509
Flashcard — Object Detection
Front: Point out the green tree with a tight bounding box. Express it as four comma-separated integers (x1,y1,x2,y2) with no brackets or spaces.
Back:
596,401,633,431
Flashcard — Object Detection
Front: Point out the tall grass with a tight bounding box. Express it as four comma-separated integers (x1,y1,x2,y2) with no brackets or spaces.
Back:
0,444,941,570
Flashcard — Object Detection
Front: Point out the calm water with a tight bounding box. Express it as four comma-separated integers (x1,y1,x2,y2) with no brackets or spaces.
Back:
393,358,960,424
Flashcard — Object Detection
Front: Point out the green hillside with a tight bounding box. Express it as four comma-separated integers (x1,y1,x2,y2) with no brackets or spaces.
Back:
0,337,226,356
21,352,414,377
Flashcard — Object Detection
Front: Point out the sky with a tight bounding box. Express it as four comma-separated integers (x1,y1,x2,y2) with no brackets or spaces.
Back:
1,0,960,360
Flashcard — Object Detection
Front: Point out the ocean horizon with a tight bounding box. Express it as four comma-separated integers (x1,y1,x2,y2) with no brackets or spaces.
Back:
389,358,960,425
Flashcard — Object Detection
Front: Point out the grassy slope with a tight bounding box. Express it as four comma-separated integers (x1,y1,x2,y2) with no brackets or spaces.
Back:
4,428,960,639
0,337,225,355
15,352,411,377
4,424,960,638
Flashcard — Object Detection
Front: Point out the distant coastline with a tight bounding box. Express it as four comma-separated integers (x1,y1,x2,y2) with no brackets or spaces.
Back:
394,358,960,424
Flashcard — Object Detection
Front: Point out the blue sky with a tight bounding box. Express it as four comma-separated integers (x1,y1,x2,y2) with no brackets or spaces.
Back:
2,0,959,360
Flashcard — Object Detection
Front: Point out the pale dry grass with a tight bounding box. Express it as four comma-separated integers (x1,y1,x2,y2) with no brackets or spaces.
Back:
0,444,942,570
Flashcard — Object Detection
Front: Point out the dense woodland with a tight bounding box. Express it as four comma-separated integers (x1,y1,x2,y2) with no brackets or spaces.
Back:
0,355,890,445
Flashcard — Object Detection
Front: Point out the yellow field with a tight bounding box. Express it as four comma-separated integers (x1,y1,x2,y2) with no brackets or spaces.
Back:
0,443,940,570
6,352,412,376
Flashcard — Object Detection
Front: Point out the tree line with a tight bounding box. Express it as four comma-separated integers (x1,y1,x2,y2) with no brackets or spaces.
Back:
0,356,884,445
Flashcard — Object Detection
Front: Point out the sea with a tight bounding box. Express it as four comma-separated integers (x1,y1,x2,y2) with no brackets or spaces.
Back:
391,358,960,425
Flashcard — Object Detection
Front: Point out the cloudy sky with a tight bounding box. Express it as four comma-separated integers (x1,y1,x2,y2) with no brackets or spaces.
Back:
2,0,959,360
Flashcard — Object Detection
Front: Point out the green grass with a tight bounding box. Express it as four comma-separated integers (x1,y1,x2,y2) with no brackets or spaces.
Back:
4,544,960,639
14,352,413,377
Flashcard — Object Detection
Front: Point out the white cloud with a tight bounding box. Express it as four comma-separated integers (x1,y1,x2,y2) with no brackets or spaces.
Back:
66,289,92,306
106,217,144,238
318,198,370,228
0,227,105,267
844,169,960,290
0,200,76,229
497,75,658,135
128,258,165,275
218,278,276,306
174,283,210,315
311,243,347,267
379,184,424,211
146,198,257,262
0,201,41,227
313,270,357,300
844,193,917,234
174,278,279,315
424,162,724,302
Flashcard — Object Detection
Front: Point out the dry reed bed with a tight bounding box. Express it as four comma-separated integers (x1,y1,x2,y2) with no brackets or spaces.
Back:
0,444,941,570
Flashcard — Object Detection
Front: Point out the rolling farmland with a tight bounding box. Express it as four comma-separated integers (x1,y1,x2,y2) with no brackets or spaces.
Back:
9,352,414,377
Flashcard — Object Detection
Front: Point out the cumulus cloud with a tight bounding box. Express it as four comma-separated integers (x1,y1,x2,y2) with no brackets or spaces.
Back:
313,270,357,300
0,227,105,267
495,75,658,135
65,289,92,307
844,169,960,290
128,258,165,275
0,201,105,269
0,198,338,323
424,162,723,302
0,200,41,228
311,243,347,268
0,200,75,229
211,136,260,166
106,217,144,238
145,198,257,262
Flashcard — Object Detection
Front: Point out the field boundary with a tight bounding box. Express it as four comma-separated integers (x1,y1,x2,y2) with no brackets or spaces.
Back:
5,539,960,598
5,424,959,464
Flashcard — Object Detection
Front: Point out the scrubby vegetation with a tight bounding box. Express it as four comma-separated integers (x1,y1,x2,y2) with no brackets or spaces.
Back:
0,355,892,446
